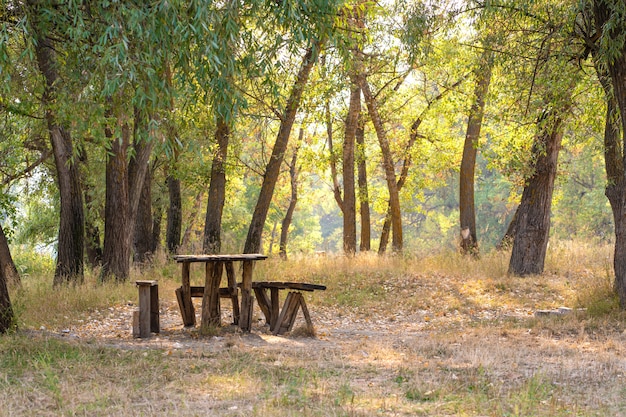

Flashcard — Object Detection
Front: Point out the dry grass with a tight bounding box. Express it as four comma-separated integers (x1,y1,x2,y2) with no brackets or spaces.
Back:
1,241,626,416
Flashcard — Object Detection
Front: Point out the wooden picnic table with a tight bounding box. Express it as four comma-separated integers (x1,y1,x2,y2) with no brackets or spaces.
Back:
173,254,267,332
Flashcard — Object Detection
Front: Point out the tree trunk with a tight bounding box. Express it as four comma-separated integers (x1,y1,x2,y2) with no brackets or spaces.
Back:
127,112,154,242
243,44,321,255
589,2,626,305
359,75,403,252
101,120,131,282
0,224,14,333
32,23,84,285
83,193,103,268
602,89,626,307
166,174,182,254
133,167,154,264
343,79,360,255
356,114,371,251
203,117,230,254
459,51,493,256
182,190,204,251
279,137,302,260
0,223,19,286
498,205,519,250
508,110,566,276
151,203,163,254
326,99,344,212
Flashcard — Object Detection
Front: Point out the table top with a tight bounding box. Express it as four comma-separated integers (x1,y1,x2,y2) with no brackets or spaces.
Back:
173,254,268,263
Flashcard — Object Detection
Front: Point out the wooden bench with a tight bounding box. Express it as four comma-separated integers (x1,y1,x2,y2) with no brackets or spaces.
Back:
176,281,326,335
251,282,326,335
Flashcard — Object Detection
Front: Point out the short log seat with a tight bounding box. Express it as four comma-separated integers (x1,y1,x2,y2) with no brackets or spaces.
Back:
175,281,326,335
134,280,160,338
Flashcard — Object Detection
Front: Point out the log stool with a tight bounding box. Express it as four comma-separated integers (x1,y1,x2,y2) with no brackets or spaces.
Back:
133,280,160,338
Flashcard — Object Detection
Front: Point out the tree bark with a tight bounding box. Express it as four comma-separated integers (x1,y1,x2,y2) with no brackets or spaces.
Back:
0,223,19,286
498,205,519,250
151,203,163,254
590,2,626,306
0,224,14,333
31,19,84,285
203,117,230,254
359,75,403,252
182,190,204,251
356,114,371,251
127,112,154,242
508,109,566,276
166,174,182,254
459,51,493,256
243,44,321,255
326,99,344,212
342,79,360,255
279,135,302,260
133,167,154,264
101,120,131,282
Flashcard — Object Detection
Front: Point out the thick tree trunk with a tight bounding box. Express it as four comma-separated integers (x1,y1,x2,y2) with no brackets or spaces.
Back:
166,174,182,254
0,224,19,286
279,138,301,260
356,114,371,251
589,3,626,306
203,118,230,254
128,112,155,264
508,110,565,276
101,122,131,282
359,75,403,252
603,94,626,306
0,224,14,333
127,115,154,241
460,51,492,256
133,167,154,264
342,79,360,255
32,26,84,285
243,44,320,255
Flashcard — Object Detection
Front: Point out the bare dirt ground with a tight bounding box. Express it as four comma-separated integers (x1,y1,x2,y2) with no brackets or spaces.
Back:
16,260,626,415
35,285,626,415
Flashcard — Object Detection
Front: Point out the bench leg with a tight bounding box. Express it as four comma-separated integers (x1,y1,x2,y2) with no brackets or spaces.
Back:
273,292,304,335
270,287,280,331
254,287,272,327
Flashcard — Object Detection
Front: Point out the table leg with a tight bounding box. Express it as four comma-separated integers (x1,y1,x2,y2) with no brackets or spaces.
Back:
225,261,240,325
201,261,222,330
180,262,195,327
240,260,255,332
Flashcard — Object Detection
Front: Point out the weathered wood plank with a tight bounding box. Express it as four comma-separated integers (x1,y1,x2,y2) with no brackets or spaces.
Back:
149,284,160,333
240,260,255,332
270,287,280,331
274,292,303,335
201,261,223,329
251,281,326,291
180,262,195,327
225,261,240,324
253,287,272,326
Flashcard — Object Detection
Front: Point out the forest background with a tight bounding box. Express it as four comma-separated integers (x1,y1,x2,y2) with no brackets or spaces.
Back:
1,0,626,331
